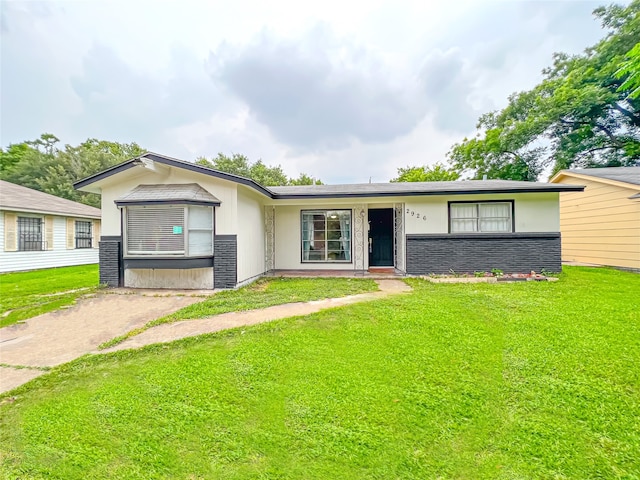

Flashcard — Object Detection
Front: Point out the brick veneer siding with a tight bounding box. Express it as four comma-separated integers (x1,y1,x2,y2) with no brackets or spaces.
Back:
214,235,237,288
99,236,122,287
405,233,561,275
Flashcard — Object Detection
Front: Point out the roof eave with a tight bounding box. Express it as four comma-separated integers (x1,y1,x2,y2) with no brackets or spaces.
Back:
272,186,584,199
115,199,221,207
551,170,640,190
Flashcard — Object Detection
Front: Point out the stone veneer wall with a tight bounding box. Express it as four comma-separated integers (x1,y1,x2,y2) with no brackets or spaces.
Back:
214,235,237,288
406,233,561,275
99,236,122,287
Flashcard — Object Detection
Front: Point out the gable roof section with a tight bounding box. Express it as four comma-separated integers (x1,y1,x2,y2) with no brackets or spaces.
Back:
0,180,101,218
115,184,221,207
74,152,274,198
550,167,640,189
75,152,585,199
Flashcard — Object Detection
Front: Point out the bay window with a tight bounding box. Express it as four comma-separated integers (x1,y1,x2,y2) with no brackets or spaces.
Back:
124,205,213,257
302,210,351,262
449,202,513,233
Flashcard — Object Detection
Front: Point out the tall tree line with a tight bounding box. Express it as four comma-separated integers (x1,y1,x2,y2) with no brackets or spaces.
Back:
0,135,321,208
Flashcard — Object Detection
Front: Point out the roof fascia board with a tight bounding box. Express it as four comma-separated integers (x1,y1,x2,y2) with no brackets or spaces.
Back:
272,186,584,200
115,199,221,207
0,206,101,219
551,171,640,190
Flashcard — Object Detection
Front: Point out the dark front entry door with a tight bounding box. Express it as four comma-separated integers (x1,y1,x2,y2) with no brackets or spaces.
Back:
368,208,394,267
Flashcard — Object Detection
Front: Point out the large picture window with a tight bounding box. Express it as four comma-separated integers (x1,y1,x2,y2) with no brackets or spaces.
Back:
75,221,92,248
450,202,513,233
302,210,351,262
124,205,213,257
18,216,44,251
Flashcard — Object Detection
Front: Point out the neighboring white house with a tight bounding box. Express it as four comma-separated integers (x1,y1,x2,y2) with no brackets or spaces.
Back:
0,180,101,273
75,152,584,289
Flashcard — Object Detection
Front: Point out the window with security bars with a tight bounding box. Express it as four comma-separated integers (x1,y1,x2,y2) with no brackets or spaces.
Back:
449,202,513,233
124,205,213,257
18,217,44,251
75,221,92,248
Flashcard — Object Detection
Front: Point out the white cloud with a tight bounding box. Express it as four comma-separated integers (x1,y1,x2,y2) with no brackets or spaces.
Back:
0,0,611,183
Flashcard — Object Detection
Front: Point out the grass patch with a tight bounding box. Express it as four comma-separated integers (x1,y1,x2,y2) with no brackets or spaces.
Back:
1,267,638,478
0,265,100,328
99,277,379,349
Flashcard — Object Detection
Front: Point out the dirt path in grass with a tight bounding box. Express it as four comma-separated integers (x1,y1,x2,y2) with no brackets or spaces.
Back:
0,280,410,393
101,280,411,353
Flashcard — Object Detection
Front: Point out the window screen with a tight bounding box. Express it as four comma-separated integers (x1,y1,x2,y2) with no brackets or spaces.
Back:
126,206,185,255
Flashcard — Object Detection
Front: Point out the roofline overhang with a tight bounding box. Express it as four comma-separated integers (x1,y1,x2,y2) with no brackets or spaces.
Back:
0,206,101,219
115,199,221,207
74,152,274,198
550,170,640,190
74,152,585,200
273,186,584,199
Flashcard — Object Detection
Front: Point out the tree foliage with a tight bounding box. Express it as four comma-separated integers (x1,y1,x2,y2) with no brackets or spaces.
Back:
196,153,322,186
391,163,461,182
448,1,640,180
0,134,145,207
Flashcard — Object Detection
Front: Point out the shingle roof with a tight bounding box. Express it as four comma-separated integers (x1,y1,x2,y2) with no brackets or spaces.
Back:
269,179,584,198
564,167,640,186
115,183,221,206
0,180,101,218
76,152,585,199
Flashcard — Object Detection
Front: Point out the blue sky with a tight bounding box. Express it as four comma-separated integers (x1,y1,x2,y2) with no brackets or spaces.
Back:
1,0,610,182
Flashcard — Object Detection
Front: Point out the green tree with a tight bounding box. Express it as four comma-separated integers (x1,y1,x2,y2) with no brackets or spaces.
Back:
617,43,640,99
289,173,322,185
448,1,640,180
1,134,145,207
197,153,321,186
391,163,460,182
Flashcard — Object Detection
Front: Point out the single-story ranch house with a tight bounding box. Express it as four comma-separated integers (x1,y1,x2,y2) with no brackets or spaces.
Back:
1,180,101,273
74,152,584,289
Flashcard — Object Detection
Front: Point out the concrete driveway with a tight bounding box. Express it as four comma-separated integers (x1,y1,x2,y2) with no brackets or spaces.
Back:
1,280,412,394
0,291,203,393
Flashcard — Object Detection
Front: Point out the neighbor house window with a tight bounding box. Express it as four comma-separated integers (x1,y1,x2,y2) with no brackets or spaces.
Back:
450,202,513,233
124,205,213,257
301,210,351,262
75,221,92,248
17,216,44,251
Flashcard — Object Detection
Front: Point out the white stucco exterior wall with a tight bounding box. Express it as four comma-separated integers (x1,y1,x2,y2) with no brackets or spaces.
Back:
0,212,99,273
98,165,239,236
404,193,560,234
236,187,266,282
274,204,361,271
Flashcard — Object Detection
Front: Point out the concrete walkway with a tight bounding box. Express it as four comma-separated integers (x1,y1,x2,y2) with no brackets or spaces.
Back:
102,280,411,352
0,280,410,394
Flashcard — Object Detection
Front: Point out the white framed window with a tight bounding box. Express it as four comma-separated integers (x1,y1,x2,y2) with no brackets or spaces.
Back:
301,210,352,262
449,202,513,233
124,205,213,257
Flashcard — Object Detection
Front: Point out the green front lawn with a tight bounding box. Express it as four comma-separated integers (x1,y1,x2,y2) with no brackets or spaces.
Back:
0,264,99,328
100,277,379,349
1,267,639,478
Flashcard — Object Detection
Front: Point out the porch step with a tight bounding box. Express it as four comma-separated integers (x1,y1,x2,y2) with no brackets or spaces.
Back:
368,267,396,274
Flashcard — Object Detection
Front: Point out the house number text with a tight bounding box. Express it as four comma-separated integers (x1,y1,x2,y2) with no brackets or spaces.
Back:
406,208,427,221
